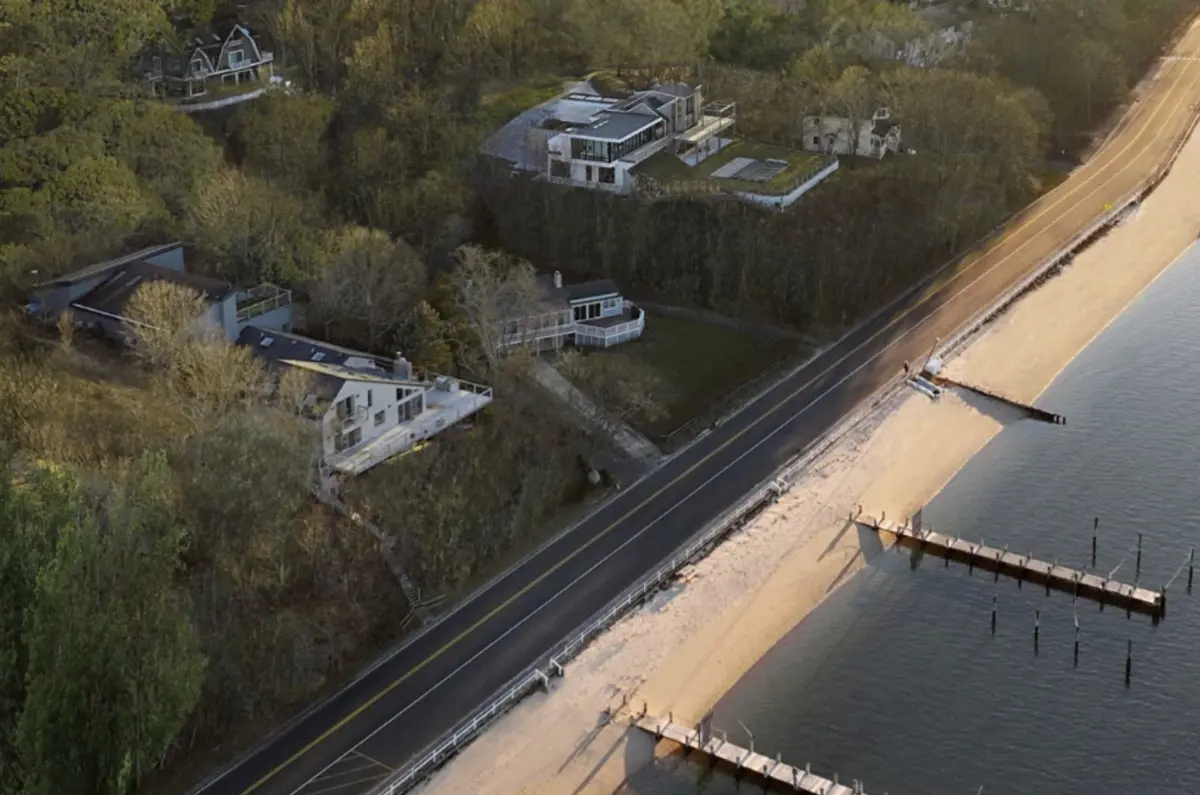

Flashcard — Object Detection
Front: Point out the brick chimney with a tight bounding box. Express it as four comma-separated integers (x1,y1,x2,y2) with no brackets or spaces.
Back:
553,270,563,289
394,353,412,380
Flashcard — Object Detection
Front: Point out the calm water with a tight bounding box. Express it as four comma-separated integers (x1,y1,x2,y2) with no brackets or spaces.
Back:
623,241,1200,795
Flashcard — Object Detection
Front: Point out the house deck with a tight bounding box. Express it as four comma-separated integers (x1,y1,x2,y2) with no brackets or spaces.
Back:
328,384,493,475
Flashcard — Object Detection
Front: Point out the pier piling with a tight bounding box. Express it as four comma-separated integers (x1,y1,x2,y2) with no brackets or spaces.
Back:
1125,640,1133,687
861,515,1163,617
1136,533,1143,581
1034,608,1040,654
991,595,997,635
1074,615,1080,667
1092,518,1098,568
1189,548,1194,593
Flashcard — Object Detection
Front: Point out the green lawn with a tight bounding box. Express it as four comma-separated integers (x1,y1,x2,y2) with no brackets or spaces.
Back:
599,313,801,442
633,139,829,196
478,75,575,128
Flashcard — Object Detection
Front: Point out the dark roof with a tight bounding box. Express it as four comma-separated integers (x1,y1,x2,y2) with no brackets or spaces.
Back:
236,327,422,402
872,117,901,136
71,261,231,320
575,111,662,141
652,82,695,99
33,242,184,289
562,279,619,302
616,95,667,113
236,326,379,368
534,275,621,306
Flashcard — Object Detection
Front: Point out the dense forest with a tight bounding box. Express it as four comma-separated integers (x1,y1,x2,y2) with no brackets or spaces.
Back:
0,0,1195,793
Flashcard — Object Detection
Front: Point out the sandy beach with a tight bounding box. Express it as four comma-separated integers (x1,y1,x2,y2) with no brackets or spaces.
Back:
414,116,1200,795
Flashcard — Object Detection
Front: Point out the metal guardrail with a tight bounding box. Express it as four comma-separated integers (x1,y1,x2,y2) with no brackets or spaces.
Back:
370,488,782,795
369,103,1200,795
369,354,902,795
939,106,1200,361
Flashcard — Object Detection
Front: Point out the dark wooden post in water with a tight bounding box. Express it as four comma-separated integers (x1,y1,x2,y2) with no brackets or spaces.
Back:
1092,518,1099,568
1125,640,1133,687
1136,533,1143,581
1034,608,1040,654
1073,615,1080,667
991,595,997,635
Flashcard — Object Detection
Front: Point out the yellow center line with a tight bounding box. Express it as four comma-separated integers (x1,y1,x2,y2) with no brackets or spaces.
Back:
239,38,1200,795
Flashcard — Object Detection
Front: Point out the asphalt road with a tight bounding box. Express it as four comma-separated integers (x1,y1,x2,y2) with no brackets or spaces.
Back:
196,24,1200,795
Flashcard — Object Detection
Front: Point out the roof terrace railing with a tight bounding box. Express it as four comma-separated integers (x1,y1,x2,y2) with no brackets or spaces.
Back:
236,283,292,322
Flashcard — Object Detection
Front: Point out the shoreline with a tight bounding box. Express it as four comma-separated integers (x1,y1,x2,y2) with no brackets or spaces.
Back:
413,109,1200,795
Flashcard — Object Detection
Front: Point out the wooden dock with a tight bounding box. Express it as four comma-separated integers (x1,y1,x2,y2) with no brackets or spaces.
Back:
634,716,871,795
862,515,1164,617
928,375,1066,425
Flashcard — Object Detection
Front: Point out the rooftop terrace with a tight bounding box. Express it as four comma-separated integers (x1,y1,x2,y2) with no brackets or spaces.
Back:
632,139,831,197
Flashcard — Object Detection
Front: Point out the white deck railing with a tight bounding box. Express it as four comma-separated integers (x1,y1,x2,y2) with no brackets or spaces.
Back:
329,378,494,475
500,323,572,348
176,87,267,113
574,315,645,348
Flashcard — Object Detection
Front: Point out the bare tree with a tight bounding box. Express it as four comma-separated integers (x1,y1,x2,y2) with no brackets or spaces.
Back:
453,244,548,372
275,366,320,416
173,341,273,424
125,281,216,369
308,226,425,350
55,309,76,351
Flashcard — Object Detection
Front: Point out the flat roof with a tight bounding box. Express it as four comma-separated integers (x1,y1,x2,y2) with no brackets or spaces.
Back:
546,95,622,126
574,111,662,142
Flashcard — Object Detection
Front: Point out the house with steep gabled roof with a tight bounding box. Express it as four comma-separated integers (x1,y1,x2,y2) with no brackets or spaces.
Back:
138,21,275,109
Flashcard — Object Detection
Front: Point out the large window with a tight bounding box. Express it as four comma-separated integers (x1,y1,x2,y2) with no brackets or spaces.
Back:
550,159,570,178
335,427,363,452
571,137,614,163
569,120,665,164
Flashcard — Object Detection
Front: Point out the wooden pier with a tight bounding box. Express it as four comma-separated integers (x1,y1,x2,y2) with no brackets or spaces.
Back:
862,515,1164,617
928,375,1066,425
634,716,871,795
